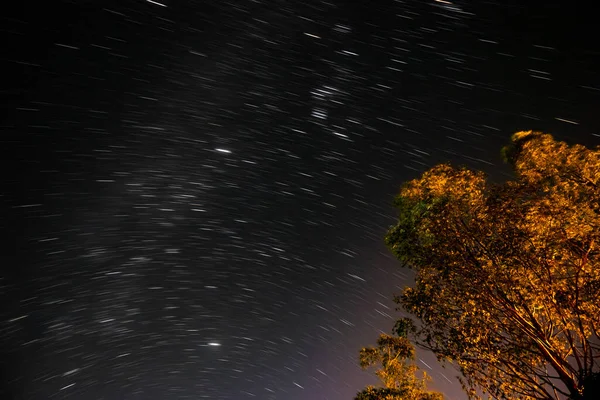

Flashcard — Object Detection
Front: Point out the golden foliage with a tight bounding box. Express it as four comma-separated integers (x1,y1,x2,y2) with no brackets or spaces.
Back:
386,132,600,400
356,334,443,400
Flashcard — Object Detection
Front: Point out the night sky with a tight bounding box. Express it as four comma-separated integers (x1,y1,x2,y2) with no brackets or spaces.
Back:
2,1,599,399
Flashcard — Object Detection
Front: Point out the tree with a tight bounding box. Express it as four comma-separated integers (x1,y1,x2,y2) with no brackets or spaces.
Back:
385,131,600,400
355,319,443,400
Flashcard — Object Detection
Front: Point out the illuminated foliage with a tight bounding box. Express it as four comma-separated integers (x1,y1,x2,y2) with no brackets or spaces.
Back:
385,131,600,400
355,328,443,400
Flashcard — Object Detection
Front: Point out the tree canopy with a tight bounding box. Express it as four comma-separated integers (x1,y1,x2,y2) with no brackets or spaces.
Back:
355,319,443,400
384,131,600,400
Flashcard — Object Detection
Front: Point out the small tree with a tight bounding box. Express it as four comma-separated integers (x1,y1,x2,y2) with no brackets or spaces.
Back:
355,319,443,400
386,131,600,399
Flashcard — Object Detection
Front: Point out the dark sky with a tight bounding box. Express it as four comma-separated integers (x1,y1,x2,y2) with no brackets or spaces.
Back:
2,1,598,399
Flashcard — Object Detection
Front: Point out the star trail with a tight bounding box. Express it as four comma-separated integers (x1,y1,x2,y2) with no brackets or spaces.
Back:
2,1,598,399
